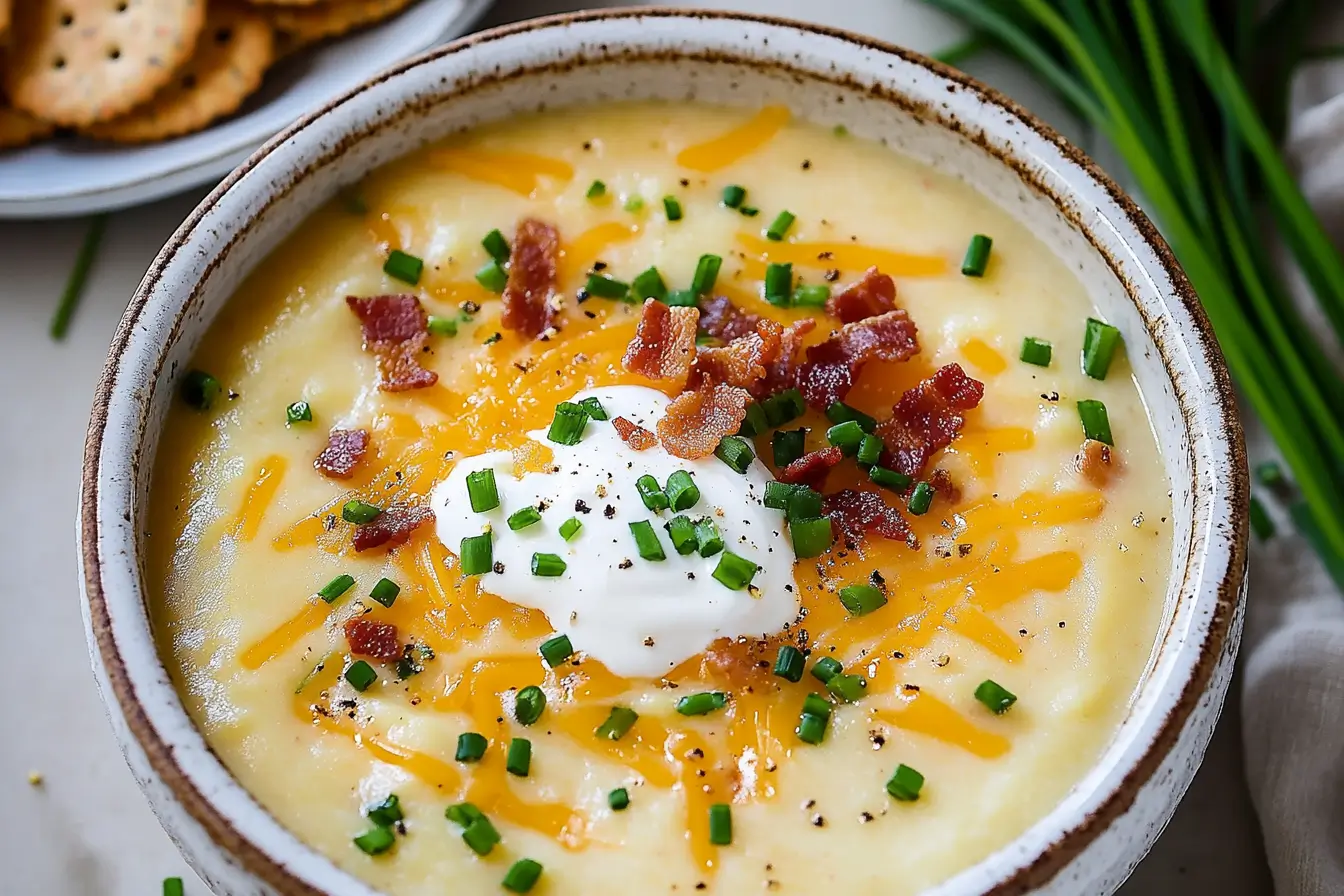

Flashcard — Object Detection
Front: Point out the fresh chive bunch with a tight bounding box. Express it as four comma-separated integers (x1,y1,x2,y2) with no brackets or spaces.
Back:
928,0,1344,574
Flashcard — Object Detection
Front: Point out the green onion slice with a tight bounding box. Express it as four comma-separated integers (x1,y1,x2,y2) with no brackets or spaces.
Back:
793,283,830,307
772,428,806,468
466,468,500,512
456,732,488,762
631,266,668,302
506,737,532,777
715,435,755,473
559,517,583,541
711,551,758,590
773,645,805,682
665,470,700,511
764,261,793,306
665,515,698,555
1082,318,1123,380
459,532,493,576
514,685,546,725
482,228,510,265
961,234,992,277
907,481,934,515
1077,399,1115,445
180,370,221,411
790,516,832,559
766,210,796,241
1020,336,1053,367
676,691,728,716
694,518,725,557
636,474,670,511
810,656,842,684
383,249,423,286
475,259,507,293
974,679,1018,714
585,273,630,299
502,859,543,894
708,804,733,845
531,552,567,577
353,825,396,856
886,763,925,801
595,706,638,740
691,254,723,295
318,574,356,603
630,520,667,561
663,196,684,221
870,465,913,492
342,499,382,524
369,577,400,608
721,185,746,208
366,794,403,827
547,402,589,445
345,660,377,692
286,400,313,424
608,787,630,811
508,506,543,531
540,633,575,667
838,583,887,616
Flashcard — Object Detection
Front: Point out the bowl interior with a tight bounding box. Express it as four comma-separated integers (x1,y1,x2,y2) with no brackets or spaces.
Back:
87,11,1244,896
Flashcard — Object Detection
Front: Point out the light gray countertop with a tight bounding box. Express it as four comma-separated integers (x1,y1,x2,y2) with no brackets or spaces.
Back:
0,1,1273,892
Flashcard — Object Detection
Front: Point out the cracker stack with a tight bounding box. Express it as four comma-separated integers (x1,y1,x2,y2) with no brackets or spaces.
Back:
0,0,423,148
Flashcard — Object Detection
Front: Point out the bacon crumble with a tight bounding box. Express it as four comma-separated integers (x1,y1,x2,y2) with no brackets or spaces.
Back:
826,267,897,323
690,320,783,391
697,294,761,342
795,310,919,410
346,295,438,391
657,382,750,460
875,363,985,477
352,504,433,552
612,416,658,451
754,318,816,399
777,446,845,490
344,618,402,660
1075,439,1114,487
502,218,560,338
314,429,370,479
623,299,699,386
822,489,914,546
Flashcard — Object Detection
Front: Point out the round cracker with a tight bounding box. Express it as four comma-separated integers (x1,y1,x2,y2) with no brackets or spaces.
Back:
266,0,416,46
0,103,56,149
84,5,274,144
2,0,206,128
0,0,12,42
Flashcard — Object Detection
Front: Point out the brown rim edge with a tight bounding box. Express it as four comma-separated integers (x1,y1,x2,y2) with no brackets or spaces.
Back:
80,8,1249,896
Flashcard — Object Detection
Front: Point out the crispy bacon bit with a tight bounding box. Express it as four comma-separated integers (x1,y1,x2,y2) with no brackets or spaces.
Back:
346,295,438,391
823,489,914,546
502,218,560,338
344,618,401,660
314,429,370,479
777,446,845,490
623,299,699,386
928,468,962,506
657,383,750,459
875,363,984,477
1075,439,1114,487
826,267,896,323
691,320,783,391
352,504,433,552
612,416,658,451
754,318,816,399
795,310,919,409
697,295,761,342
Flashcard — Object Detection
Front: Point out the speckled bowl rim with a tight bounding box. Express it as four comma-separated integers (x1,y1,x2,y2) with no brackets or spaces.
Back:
80,8,1248,895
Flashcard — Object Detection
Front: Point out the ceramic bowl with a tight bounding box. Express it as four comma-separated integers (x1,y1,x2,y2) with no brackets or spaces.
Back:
79,9,1248,895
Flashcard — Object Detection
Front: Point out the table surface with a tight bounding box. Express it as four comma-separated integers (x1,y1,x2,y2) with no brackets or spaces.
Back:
0,1,1274,893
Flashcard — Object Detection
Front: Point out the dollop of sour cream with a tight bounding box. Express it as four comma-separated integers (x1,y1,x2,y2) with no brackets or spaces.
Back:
430,386,799,678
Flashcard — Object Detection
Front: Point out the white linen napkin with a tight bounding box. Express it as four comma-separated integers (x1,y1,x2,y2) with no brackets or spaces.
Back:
1240,27,1344,896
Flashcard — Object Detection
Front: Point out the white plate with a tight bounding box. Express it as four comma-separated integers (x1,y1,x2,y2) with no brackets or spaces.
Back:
0,0,493,219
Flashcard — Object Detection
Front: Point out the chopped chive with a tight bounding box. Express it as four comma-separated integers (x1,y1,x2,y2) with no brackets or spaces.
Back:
811,656,842,684
459,532,493,576
825,401,876,431
586,180,606,200
1082,318,1123,380
886,764,925,801
826,419,866,453
383,249,423,285
586,273,630,299
1077,399,1114,445
790,516,833,559
180,370,221,411
762,388,805,427
796,710,828,744
502,859,543,893
715,435,755,473
663,196,684,221
785,486,823,522
559,517,583,541
475,259,507,293
693,518,725,558
505,737,532,776
578,396,608,420
342,499,382,524
721,185,746,208
369,577,400,608
773,428,806,468
974,679,1017,714
711,551,758,590
708,804,732,845
665,514,700,555
826,672,868,703
445,802,484,827
961,234,992,277
631,266,667,301
630,520,667,561
547,403,589,445
738,402,769,437
907,481,934,515
870,465,912,492
608,787,630,810
508,506,543,531
665,289,698,306
838,583,887,616
466,469,500,512
676,691,728,716
461,816,501,855
1249,496,1274,540
318,574,356,603
428,314,458,337
665,470,700,511
531,553,567,577
515,685,546,725
540,633,575,667
345,660,377,692
482,229,510,265
595,706,638,740
857,434,883,466
636,474,670,511
353,825,396,856
739,206,760,217
1255,461,1285,487
163,878,185,896
803,692,833,719
764,480,798,510
285,400,313,424
456,732,487,762
395,643,433,681
833,124,848,137
766,210,796,241
691,254,723,295
764,261,793,306
623,195,645,213
366,794,403,826
1020,336,1053,367
773,645,805,682
793,283,830,307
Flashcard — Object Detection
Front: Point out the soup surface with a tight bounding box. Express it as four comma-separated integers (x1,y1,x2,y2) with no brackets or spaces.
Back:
148,102,1172,895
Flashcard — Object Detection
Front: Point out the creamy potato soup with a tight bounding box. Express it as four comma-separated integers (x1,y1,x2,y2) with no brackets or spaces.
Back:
148,103,1171,895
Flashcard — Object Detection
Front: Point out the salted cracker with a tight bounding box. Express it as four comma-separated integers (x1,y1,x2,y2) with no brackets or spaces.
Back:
85,4,275,143
0,102,56,150
2,0,206,128
265,0,416,48
0,0,12,42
